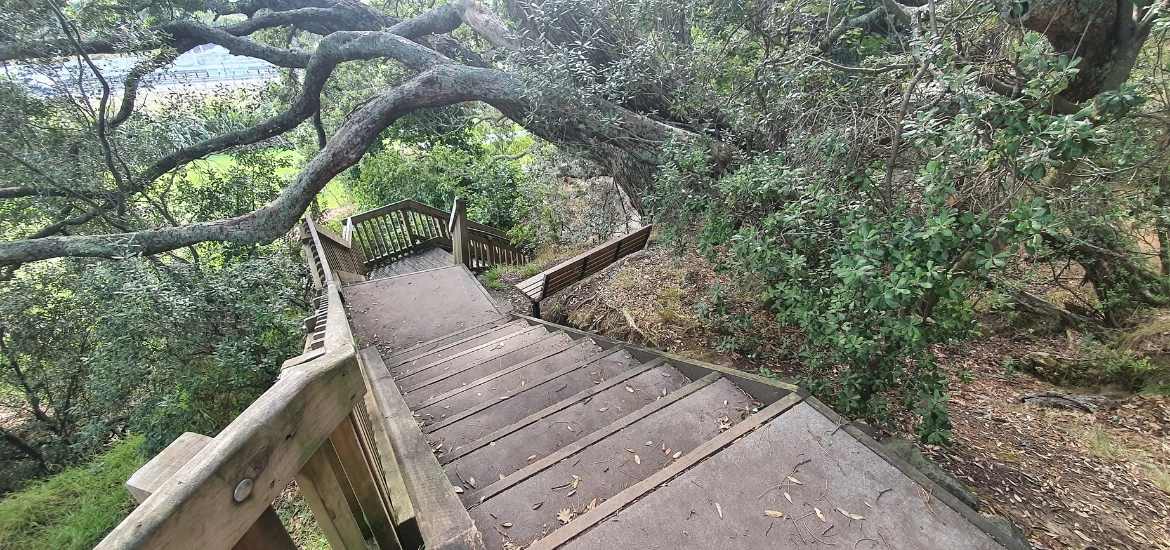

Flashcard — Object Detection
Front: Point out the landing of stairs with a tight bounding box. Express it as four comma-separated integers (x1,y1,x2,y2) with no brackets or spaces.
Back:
369,247,455,279
344,265,507,353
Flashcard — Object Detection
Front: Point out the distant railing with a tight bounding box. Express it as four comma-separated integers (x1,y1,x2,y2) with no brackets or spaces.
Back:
517,224,652,317
101,217,405,550
348,198,529,273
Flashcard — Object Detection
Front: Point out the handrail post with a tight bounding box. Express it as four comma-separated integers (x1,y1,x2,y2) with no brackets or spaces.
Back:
124,433,296,550
449,197,471,268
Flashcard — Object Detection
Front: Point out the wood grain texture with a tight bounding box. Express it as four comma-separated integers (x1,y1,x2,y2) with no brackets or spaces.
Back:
97,351,365,550
362,349,485,550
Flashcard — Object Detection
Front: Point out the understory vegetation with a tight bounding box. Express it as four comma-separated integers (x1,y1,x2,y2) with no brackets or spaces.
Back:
0,436,142,549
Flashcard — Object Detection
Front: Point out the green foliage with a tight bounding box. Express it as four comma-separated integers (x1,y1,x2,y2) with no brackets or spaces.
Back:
694,284,761,358
653,145,1052,443
0,249,305,465
352,141,529,229
482,262,544,290
1060,343,1170,394
0,437,144,549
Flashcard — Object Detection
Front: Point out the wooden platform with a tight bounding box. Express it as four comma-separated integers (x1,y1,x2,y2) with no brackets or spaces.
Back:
344,266,507,354
368,247,457,279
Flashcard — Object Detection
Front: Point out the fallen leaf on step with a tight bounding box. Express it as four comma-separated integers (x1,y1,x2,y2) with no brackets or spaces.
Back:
626,385,635,393
453,487,464,494
501,522,513,528
532,501,543,510
557,508,573,524
527,455,537,461
672,451,681,459
468,477,477,488
634,454,641,465
598,407,608,412
566,489,576,498
783,492,792,503
836,507,865,521
786,476,803,485
715,503,723,519
814,507,825,522
570,475,580,489
764,510,784,518
587,498,598,510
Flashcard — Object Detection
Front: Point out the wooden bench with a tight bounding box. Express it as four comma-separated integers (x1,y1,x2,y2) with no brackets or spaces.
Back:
516,225,652,317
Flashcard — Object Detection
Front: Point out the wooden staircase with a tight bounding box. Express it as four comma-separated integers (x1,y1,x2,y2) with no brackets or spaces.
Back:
352,267,1026,550
103,201,1028,550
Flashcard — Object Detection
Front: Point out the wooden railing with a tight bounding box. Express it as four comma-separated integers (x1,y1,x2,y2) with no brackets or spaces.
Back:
348,198,528,272
516,224,652,317
100,217,405,550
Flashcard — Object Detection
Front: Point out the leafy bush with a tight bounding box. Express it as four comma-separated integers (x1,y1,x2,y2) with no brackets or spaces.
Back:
0,249,305,469
0,437,143,549
651,148,1051,443
1049,343,1170,394
352,141,529,230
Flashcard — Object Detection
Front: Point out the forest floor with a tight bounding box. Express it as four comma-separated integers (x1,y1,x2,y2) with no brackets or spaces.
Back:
483,244,1170,550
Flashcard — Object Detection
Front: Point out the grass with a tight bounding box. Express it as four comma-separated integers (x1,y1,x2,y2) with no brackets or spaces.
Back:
0,437,145,550
273,482,329,549
1144,463,1170,495
1081,427,1128,461
483,261,543,290
1079,427,1170,494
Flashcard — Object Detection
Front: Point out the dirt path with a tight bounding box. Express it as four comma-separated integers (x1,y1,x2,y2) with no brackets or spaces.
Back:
924,337,1170,550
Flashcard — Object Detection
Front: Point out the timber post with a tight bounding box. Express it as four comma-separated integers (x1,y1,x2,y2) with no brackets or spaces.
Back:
449,197,471,268
124,432,296,550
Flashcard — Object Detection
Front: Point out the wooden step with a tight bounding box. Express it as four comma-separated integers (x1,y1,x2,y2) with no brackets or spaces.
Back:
385,318,526,368
411,338,604,415
394,325,549,384
467,376,755,549
537,398,1013,550
403,332,578,407
423,349,641,448
441,361,691,493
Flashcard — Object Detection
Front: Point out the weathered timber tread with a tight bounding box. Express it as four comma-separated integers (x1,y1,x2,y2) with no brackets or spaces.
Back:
400,330,565,395
424,349,640,445
437,359,667,465
385,318,524,368
545,400,1010,550
468,376,755,549
345,266,504,353
358,348,484,550
404,332,578,407
442,362,690,495
369,247,454,278
394,325,548,382
412,337,602,414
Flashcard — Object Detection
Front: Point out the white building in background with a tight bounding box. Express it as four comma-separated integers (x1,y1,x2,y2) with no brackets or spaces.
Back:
4,44,278,95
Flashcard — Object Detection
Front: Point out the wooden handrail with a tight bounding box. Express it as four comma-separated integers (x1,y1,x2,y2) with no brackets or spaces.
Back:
346,197,529,273
350,198,509,239
517,225,652,315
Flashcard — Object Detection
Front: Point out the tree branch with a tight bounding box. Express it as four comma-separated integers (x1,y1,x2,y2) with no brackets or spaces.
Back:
0,65,498,265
